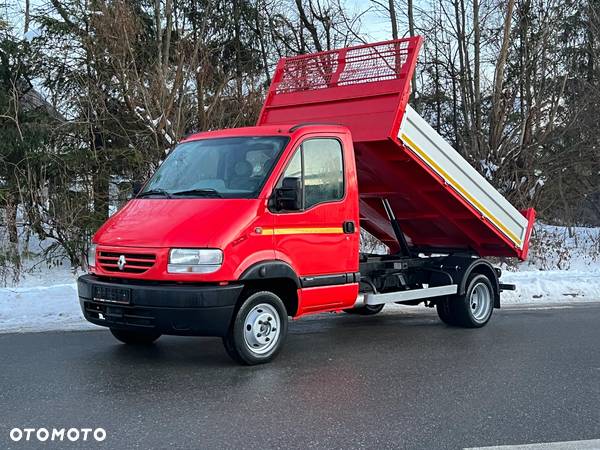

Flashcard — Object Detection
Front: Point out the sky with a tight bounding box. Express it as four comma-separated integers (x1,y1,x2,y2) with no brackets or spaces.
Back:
345,0,395,41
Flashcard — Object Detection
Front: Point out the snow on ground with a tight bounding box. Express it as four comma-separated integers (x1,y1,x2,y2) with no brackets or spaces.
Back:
0,224,599,333
0,281,96,333
499,224,600,304
0,265,96,333
501,270,600,304
0,225,99,334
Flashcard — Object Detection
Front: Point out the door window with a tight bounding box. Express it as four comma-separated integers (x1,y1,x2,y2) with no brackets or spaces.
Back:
303,139,344,208
281,148,302,180
277,138,344,210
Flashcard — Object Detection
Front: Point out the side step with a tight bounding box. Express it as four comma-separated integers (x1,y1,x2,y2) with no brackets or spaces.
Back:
362,285,458,306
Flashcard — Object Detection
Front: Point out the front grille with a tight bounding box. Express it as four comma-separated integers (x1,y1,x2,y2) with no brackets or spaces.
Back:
98,251,156,274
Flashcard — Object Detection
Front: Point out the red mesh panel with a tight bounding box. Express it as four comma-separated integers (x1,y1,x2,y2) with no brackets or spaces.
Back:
259,37,422,142
275,40,411,93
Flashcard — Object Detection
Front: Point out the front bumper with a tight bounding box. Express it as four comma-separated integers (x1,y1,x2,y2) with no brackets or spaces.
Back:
77,275,243,336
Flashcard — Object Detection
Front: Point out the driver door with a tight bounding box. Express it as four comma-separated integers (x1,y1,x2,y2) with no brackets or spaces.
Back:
272,136,359,309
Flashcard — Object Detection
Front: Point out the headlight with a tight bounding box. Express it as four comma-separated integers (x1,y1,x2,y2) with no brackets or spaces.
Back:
87,243,97,269
168,249,223,273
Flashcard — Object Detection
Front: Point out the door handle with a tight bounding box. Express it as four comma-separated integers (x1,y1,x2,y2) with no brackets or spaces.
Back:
343,221,356,234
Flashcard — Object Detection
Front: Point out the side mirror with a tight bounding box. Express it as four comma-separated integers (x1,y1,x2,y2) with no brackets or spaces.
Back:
131,181,144,197
274,177,302,211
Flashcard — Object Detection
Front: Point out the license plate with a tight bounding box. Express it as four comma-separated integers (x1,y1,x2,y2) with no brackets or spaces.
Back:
93,285,131,305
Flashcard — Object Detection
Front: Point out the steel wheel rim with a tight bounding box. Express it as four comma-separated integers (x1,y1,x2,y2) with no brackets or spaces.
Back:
470,282,492,323
243,303,281,355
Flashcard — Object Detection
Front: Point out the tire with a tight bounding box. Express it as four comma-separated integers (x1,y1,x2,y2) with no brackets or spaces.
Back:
438,274,494,328
343,304,384,315
436,297,459,325
223,291,288,365
110,328,161,345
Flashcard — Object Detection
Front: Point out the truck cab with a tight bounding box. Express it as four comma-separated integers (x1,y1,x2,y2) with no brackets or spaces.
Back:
77,37,535,364
78,124,363,363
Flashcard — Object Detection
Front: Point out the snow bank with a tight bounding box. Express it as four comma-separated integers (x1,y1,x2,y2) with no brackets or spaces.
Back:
499,224,600,303
0,224,598,333
0,281,96,333
501,270,600,304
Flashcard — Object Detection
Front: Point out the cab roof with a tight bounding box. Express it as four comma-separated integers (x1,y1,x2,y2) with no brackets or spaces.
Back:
180,124,350,143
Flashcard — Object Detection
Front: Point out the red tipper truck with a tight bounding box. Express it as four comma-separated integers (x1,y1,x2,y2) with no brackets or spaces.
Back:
77,37,535,364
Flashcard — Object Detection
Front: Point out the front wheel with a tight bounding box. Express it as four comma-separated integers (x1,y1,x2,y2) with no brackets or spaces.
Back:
223,291,288,365
110,328,161,345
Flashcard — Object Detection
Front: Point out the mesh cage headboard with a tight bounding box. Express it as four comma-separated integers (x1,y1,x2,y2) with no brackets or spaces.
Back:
258,37,422,141
276,40,412,93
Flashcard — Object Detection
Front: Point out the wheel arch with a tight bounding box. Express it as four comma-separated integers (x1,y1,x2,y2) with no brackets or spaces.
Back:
439,256,500,308
238,260,300,317
460,260,500,308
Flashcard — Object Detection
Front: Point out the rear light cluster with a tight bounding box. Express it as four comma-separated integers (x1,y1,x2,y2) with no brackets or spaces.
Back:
97,251,156,274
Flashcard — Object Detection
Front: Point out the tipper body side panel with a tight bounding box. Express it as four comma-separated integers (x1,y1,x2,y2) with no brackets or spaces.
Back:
258,37,535,260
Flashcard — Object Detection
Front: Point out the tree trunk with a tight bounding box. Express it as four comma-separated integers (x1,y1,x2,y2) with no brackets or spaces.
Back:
389,0,398,40
4,191,19,245
24,0,31,33
233,0,243,99
295,0,323,52
92,131,110,221
473,0,481,146
163,0,173,69
408,0,417,101
254,3,272,85
93,169,110,222
489,0,515,153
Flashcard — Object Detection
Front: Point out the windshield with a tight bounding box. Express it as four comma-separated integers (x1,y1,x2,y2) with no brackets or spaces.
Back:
141,136,289,199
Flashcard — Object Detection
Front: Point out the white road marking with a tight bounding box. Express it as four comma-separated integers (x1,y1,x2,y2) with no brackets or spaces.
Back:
465,438,600,450
503,303,600,310
510,305,575,310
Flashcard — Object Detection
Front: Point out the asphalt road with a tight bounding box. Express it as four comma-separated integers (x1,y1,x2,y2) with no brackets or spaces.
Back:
1,303,599,450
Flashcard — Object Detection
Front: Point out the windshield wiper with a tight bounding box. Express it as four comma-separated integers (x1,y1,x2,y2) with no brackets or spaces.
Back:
171,188,223,198
137,189,172,198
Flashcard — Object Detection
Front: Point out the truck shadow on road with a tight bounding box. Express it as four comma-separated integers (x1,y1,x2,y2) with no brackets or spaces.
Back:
87,308,499,373
67,309,512,414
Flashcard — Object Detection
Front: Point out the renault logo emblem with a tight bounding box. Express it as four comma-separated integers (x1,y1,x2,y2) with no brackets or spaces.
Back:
117,255,127,271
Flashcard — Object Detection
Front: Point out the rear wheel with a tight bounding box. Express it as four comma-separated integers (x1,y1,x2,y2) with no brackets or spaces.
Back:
436,274,494,328
436,297,458,325
110,328,161,345
223,291,288,365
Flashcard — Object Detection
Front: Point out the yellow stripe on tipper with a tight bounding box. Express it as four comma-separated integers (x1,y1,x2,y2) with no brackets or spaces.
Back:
260,227,344,235
400,133,523,247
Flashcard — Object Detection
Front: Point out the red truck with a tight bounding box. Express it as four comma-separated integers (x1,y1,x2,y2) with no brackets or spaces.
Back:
77,37,535,364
